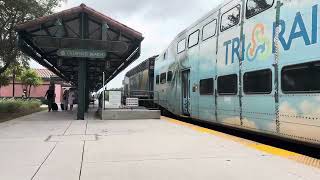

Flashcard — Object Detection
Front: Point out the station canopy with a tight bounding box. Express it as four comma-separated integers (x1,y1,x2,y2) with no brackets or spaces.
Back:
16,4,144,91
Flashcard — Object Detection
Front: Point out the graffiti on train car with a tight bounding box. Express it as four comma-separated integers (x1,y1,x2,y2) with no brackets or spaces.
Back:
224,4,318,65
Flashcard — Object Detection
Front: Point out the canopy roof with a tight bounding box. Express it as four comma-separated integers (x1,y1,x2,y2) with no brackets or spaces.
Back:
16,4,143,91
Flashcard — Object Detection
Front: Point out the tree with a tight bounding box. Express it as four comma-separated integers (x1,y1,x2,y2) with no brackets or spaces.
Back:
19,69,42,98
7,62,27,97
0,0,62,75
0,70,10,96
0,73,9,87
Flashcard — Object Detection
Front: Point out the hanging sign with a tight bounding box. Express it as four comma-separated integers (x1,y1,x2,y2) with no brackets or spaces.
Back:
57,49,107,59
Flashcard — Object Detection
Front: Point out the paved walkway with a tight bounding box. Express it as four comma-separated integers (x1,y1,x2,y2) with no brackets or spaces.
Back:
0,110,319,180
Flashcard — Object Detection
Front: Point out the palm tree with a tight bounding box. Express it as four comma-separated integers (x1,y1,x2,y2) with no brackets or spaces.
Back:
7,63,25,97
19,69,42,98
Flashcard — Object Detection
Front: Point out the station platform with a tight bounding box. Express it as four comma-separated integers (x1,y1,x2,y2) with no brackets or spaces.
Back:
0,110,319,180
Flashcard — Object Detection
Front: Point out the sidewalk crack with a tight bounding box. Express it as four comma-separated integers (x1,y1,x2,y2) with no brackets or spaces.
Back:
79,119,88,180
78,141,86,180
63,120,73,135
30,142,58,180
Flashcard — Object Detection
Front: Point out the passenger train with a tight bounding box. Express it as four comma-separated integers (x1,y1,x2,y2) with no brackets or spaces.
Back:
123,56,157,98
124,0,320,147
123,56,158,106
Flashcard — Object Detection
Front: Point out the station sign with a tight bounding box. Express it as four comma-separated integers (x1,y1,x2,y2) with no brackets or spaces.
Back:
57,49,107,59
108,91,122,108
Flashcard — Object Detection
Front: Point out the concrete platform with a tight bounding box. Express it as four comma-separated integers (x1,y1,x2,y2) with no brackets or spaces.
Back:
101,109,161,120
0,110,319,180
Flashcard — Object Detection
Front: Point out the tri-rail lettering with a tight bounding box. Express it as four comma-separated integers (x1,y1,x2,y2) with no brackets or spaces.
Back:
224,5,318,65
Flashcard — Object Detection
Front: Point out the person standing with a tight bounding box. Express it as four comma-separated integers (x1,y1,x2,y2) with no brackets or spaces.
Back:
22,89,27,99
62,89,69,111
68,88,75,111
45,85,55,112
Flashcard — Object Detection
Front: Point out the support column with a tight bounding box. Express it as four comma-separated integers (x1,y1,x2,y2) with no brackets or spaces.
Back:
77,59,86,120
102,72,105,110
77,12,89,120
85,73,89,112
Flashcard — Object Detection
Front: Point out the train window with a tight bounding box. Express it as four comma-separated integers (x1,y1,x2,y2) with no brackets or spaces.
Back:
156,75,160,84
160,73,167,84
282,61,320,93
246,0,274,19
200,78,214,95
218,74,238,95
177,39,186,53
188,30,200,48
202,19,217,41
167,71,173,82
244,69,272,94
220,5,241,32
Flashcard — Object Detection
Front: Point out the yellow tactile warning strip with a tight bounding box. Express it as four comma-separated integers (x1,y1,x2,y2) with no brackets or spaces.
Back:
161,116,320,169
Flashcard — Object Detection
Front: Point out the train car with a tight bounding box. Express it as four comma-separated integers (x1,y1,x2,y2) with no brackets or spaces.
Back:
123,55,158,100
153,0,320,147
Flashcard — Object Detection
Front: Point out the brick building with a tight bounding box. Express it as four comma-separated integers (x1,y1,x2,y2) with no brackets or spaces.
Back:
0,69,67,103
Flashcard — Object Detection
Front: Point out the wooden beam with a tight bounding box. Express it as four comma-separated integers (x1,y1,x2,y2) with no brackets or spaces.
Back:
32,36,128,53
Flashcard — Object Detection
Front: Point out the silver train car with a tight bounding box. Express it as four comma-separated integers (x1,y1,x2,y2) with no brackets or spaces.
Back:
123,56,158,100
157,0,320,147
126,0,320,147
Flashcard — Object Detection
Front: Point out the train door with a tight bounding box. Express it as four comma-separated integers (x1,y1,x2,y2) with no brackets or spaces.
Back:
216,0,242,127
182,70,191,116
241,0,277,133
198,12,219,122
277,0,320,143
187,28,201,118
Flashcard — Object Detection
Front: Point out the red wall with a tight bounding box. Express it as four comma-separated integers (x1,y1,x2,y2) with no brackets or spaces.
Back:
0,81,62,103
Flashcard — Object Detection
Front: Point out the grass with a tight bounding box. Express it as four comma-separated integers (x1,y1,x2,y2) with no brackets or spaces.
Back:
0,99,44,123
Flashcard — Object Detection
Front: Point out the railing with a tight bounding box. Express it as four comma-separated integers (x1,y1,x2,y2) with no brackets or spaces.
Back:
124,90,160,109
97,90,167,110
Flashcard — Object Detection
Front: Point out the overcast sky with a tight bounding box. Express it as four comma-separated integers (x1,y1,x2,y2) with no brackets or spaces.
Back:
30,0,223,89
